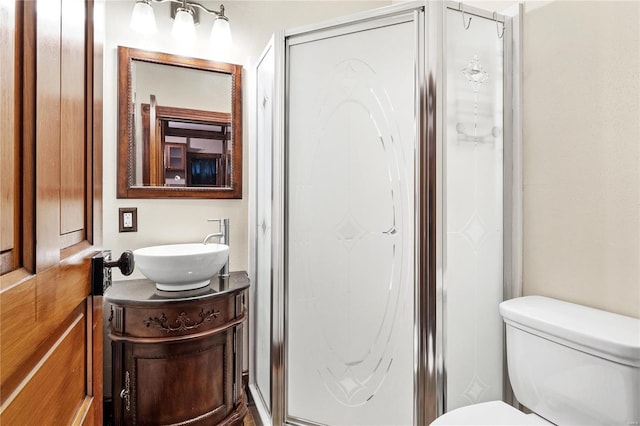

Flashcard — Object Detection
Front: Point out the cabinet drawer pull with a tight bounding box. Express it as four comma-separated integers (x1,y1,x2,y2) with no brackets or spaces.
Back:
120,371,131,411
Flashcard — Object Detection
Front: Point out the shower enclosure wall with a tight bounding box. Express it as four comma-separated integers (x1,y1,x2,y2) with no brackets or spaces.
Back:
250,2,520,425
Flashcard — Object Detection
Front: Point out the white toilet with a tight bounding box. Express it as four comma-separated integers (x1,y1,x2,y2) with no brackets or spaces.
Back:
432,296,640,425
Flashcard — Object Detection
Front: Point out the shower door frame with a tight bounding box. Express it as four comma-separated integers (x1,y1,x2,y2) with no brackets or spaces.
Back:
275,3,440,425
253,1,520,425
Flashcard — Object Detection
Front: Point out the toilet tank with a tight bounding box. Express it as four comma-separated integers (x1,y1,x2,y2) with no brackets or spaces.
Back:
500,296,640,425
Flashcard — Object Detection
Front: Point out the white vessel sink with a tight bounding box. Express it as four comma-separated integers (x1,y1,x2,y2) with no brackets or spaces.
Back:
133,243,229,291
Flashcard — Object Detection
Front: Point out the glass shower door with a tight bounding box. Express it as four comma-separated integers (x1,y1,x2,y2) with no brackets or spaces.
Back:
444,6,505,411
286,16,418,426
255,42,275,414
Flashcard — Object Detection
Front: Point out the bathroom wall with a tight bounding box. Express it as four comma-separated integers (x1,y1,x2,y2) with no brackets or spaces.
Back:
468,0,639,319
104,1,639,313
104,0,389,281
521,0,639,318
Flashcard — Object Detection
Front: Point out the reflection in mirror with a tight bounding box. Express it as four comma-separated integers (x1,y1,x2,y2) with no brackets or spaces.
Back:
117,46,242,198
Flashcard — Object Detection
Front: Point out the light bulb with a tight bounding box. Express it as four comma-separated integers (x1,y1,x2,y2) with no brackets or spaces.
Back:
130,0,157,35
210,17,232,56
172,8,196,42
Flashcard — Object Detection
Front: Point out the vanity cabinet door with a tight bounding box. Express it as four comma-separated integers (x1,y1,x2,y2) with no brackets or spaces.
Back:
114,330,234,426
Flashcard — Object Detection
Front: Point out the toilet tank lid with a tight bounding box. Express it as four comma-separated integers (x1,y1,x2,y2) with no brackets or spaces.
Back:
500,296,640,367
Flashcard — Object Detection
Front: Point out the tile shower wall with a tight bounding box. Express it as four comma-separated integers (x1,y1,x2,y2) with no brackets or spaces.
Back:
444,8,504,411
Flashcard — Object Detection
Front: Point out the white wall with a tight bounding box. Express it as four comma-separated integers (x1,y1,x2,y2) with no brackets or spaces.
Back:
521,0,639,318
445,0,639,319
104,0,389,281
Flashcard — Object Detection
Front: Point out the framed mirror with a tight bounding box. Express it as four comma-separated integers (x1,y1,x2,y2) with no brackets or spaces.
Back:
117,46,242,198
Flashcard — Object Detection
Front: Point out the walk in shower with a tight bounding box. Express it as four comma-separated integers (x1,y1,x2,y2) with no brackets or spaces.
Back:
250,2,520,424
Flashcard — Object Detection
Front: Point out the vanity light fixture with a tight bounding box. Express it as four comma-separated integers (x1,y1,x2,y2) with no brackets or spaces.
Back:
130,0,232,49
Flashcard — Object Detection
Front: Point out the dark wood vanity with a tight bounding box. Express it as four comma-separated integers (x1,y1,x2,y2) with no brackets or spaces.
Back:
105,272,249,425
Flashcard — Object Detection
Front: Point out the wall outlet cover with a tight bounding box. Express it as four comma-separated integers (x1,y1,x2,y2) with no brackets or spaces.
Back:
119,208,137,232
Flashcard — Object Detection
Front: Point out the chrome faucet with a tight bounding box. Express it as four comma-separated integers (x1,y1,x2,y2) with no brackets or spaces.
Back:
203,218,229,279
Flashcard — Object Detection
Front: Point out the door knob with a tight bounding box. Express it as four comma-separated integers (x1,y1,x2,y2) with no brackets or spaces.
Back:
105,250,135,276
92,250,136,296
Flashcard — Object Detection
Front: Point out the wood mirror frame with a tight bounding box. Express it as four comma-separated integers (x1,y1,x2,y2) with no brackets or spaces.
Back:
117,46,242,198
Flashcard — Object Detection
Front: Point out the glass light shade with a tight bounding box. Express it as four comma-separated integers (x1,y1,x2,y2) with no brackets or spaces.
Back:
172,8,196,42
210,17,232,52
130,1,157,35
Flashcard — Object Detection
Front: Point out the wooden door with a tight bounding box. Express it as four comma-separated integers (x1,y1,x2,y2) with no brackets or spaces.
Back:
0,0,104,424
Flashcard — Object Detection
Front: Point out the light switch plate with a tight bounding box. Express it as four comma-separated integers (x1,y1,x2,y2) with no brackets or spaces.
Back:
119,208,137,232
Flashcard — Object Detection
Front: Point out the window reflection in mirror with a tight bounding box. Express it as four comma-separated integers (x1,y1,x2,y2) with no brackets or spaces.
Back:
117,46,242,199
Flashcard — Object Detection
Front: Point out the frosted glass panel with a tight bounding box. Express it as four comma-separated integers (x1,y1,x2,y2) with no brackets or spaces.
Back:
287,21,415,426
255,45,274,411
444,8,504,411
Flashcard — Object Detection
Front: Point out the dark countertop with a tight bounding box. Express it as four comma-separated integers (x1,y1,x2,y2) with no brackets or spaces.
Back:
105,270,250,305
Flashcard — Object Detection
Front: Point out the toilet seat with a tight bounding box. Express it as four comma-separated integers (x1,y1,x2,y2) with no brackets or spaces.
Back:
430,401,552,425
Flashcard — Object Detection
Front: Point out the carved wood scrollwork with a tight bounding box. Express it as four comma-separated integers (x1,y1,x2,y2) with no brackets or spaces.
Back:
143,308,220,332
